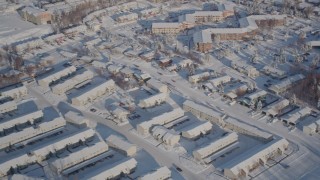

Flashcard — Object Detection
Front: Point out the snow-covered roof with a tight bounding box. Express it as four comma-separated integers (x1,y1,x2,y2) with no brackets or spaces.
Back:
246,90,267,101
0,118,66,150
52,71,94,94
0,101,17,113
224,138,289,176
262,99,289,116
209,75,231,86
224,117,273,140
81,158,137,180
182,121,212,138
137,108,184,134
21,6,46,16
51,142,108,172
1,85,27,99
307,41,320,47
193,132,238,159
38,66,77,86
282,107,312,124
73,79,115,103
0,110,43,132
183,100,225,119
106,135,136,152
33,129,95,159
0,154,37,178
194,15,286,44
140,166,171,180
152,23,181,29
269,74,305,94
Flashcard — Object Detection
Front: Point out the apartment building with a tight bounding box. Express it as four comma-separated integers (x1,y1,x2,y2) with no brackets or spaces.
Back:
183,100,225,125
281,107,312,126
0,110,43,135
193,132,238,161
1,85,28,99
72,80,115,106
152,23,182,34
151,126,180,146
182,121,213,140
19,6,52,25
194,15,286,52
268,74,305,95
52,71,94,95
139,7,160,18
222,117,273,141
139,166,171,180
32,129,95,162
147,79,168,93
209,75,232,87
137,108,185,136
81,158,137,180
116,13,138,23
231,61,259,78
0,117,66,150
0,154,37,178
188,72,210,83
138,92,167,108
224,138,289,179
106,135,137,157
38,66,77,87
0,101,17,114
50,142,109,173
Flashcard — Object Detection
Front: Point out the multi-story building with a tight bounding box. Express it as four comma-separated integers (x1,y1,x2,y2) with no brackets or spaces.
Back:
146,79,168,93
0,117,66,150
194,15,286,52
72,80,115,106
223,138,289,179
32,129,95,162
106,135,137,156
116,13,138,23
152,23,182,34
209,75,232,87
151,126,180,146
38,66,77,87
1,85,28,99
221,117,273,142
19,6,52,25
52,71,94,95
231,61,259,78
137,108,185,136
183,100,225,125
138,92,167,108
80,158,137,180
268,74,305,95
181,121,213,140
0,110,43,135
0,101,17,114
188,72,210,83
139,166,171,180
50,142,109,173
193,132,238,161
139,7,160,18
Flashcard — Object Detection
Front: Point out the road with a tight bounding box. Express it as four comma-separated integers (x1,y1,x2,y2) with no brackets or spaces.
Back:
110,54,320,158
27,84,202,180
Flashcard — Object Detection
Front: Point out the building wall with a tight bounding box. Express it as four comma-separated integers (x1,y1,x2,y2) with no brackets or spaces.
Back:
193,132,238,161
224,139,289,179
72,80,115,106
197,42,212,53
183,103,224,125
0,101,17,114
152,27,181,34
